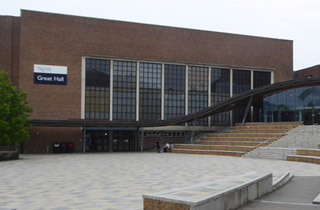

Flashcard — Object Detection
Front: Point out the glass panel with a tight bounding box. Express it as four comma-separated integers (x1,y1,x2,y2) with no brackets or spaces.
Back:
164,64,186,119
211,68,230,125
253,71,271,88
188,66,208,125
139,62,162,120
113,60,137,120
263,86,320,124
85,58,110,119
233,69,251,95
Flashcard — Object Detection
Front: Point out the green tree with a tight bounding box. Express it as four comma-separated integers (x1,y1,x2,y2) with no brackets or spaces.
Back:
0,70,32,146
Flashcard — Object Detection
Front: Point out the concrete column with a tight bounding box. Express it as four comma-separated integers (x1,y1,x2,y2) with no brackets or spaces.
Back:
271,71,275,84
140,127,144,152
109,130,113,152
82,127,86,153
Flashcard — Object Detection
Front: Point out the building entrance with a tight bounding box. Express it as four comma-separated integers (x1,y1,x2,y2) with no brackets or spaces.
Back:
86,130,109,152
112,130,136,152
303,108,320,125
84,129,137,152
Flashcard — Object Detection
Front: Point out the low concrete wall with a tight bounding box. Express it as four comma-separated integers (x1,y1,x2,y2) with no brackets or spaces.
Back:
143,173,273,210
272,171,293,191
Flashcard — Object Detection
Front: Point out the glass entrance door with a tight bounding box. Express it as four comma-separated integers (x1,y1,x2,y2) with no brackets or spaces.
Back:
86,130,109,152
112,130,136,152
302,108,320,125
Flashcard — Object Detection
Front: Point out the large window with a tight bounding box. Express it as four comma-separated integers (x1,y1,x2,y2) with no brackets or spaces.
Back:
139,62,162,120
233,69,251,95
211,68,230,125
188,66,208,125
263,86,320,124
85,58,110,119
164,64,186,119
254,71,271,88
113,60,137,120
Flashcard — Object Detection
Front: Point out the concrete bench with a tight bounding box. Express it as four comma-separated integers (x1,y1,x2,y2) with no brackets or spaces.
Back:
297,149,320,157
287,155,320,164
143,172,273,210
171,148,245,156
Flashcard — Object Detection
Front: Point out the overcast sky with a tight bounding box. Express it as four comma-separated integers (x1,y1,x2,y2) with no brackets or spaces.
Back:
1,0,319,70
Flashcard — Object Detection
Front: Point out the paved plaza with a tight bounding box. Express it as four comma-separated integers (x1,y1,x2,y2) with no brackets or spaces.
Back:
1,153,320,210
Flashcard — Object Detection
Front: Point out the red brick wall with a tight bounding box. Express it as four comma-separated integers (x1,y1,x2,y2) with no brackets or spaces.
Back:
24,127,82,153
17,10,293,121
0,16,20,85
0,17,13,78
295,65,320,79
144,198,189,210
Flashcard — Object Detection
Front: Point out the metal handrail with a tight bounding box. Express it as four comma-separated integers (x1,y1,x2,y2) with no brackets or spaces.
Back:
249,125,306,158
250,137,275,158
289,124,320,149
248,124,320,159
269,125,307,148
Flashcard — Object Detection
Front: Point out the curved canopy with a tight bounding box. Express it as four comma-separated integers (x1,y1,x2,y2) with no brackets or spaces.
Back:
30,77,320,127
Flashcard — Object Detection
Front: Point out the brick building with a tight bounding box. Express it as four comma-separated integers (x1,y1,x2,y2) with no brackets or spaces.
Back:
0,10,294,153
294,65,320,79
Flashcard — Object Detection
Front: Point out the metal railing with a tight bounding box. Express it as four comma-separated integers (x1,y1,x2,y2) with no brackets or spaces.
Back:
249,124,320,159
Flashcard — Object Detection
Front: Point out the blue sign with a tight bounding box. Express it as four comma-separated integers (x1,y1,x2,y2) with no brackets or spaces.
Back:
33,64,67,85
34,73,67,85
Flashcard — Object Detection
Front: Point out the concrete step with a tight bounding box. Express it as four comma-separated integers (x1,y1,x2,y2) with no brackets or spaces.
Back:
171,148,245,156
230,126,295,130
226,129,288,134
195,141,269,147
245,147,297,160
174,144,254,152
200,137,277,142
287,155,320,164
237,122,303,127
207,133,285,138
297,149,320,157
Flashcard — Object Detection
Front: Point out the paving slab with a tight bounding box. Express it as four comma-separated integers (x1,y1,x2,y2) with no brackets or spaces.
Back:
0,153,320,210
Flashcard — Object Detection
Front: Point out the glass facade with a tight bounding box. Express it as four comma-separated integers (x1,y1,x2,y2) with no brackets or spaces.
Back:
164,64,186,119
263,86,320,125
254,71,271,88
232,69,251,123
84,57,273,126
83,57,278,153
139,62,162,120
188,66,208,125
85,58,110,119
113,60,137,120
211,68,230,125
233,69,251,95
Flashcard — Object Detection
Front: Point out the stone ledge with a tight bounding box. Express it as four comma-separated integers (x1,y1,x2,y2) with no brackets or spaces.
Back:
287,155,320,164
272,171,293,191
143,172,273,210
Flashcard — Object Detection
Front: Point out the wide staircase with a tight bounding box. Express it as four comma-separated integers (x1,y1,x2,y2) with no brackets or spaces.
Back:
287,146,320,164
171,122,303,156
